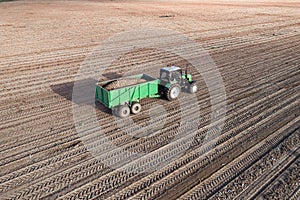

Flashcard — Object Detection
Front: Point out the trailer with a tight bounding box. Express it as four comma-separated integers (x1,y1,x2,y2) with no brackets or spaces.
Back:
96,66,198,117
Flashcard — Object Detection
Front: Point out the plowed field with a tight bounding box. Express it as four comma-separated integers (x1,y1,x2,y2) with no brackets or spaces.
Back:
0,0,299,199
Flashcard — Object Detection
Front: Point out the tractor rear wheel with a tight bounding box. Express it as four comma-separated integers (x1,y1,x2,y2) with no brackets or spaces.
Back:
131,102,142,114
189,82,198,94
114,105,130,118
166,84,181,101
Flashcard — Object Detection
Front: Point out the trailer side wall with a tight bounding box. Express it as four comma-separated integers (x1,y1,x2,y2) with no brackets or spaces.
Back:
96,75,160,108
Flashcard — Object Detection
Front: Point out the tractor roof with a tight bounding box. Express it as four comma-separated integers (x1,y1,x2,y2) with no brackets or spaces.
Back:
161,66,181,72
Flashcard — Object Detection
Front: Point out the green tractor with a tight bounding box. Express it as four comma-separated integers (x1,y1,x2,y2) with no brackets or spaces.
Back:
96,65,197,117
159,65,198,101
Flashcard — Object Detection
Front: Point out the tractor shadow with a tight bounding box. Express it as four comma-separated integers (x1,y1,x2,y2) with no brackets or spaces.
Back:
50,78,111,115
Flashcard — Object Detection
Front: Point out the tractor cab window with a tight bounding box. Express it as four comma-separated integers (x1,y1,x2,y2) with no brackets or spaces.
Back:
173,69,182,81
160,71,169,82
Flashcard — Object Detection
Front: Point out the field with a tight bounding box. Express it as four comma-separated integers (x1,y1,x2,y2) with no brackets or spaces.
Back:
0,0,299,199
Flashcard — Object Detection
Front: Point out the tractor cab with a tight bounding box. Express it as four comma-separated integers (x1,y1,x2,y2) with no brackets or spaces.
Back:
159,66,192,85
160,66,182,83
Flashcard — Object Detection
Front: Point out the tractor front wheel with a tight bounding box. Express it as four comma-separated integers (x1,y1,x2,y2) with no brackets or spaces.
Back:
189,82,198,94
166,84,181,101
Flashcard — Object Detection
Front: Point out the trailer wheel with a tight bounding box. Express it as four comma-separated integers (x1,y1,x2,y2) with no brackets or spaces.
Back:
131,103,142,114
115,105,130,118
166,84,181,101
189,82,198,94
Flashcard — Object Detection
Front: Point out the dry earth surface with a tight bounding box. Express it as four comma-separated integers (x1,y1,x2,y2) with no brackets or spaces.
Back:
0,0,299,199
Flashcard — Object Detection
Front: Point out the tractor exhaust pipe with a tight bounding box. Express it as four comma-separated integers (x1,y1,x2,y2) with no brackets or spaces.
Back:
185,64,188,77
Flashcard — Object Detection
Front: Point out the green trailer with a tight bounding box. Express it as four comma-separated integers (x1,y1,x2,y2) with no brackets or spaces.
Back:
96,66,198,117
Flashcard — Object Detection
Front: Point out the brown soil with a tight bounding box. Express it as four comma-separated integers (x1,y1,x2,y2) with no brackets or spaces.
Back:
0,0,299,199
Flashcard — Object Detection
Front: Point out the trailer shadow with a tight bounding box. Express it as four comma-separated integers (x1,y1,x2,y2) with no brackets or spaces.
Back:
102,72,122,79
50,78,111,115
0,0,17,2
51,81,75,102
